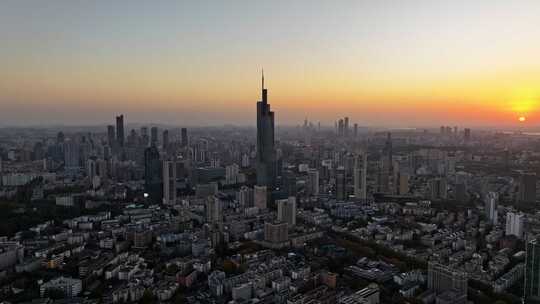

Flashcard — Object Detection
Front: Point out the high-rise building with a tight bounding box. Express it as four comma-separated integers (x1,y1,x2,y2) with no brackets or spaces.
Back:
353,152,367,200
254,185,267,210
398,173,409,195
162,129,169,149
505,212,524,239
463,128,471,142
107,125,115,147
237,186,254,209
181,128,188,147
484,191,498,225
162,160,177,205
140,127,149,147
427,262,467,294
256,72,276,187
379,132,393,193
429,177,447,200
151,126,158,146
336,166,346,201
264,221,288,243
64,140,80,169
277,196,296,227
307,169,320,196
525,239,540,303
344,117,349,137
206,195,223,223
144,145,162,204
519,173,537,203
116,115,124,147
87,158,97,181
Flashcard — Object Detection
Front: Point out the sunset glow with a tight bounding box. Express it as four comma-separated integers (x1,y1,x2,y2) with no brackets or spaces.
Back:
1,1,540,126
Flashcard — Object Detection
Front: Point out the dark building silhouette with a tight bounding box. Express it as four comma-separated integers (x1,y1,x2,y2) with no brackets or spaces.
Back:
151,126,158,146
162,129,169,149
181,128,188,147
107,125,115,147
116,115,124,147
256,72,276,187
379,132,393,193
144,145,163,204
519,172,537,203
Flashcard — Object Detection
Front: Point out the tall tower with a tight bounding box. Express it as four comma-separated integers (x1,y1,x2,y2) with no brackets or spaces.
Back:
256,71,276,187
144,145,162,204
525,239,540,302
116,115,125,147
107,125,115,147
379,132,393,193
162,160,177,205
353,151,367,200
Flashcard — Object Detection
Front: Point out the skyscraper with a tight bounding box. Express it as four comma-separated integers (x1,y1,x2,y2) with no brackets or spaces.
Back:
181,128,188,147
163,160,177,205
144,145,162,204
484,191,498,225
162,129,169,149
525,239,540,303
353,152,367,200
379,132,393,193
519,172,537,203
116,115,124,147
336,166,346,201
307,169,320,196
107,125,115,147
505,211,524,239
151,126,158,146
256,72,276,187
277,196,296,227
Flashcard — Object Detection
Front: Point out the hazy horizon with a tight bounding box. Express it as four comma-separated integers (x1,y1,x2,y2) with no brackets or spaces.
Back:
2,1,540,127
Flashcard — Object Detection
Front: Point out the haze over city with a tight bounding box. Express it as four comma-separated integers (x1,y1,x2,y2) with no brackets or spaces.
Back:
2,0,540,127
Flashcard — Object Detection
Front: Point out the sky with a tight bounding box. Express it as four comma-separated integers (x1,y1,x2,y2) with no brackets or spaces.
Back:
1,0,540,127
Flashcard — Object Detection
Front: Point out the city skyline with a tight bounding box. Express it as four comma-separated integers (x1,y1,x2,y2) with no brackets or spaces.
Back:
2,1,540,127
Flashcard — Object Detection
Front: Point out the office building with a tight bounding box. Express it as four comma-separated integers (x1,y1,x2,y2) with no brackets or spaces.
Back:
256,72,276,187
151,126,158,146
353,152,367,200
181,128,188,147
336,166,346,200
506,212,524,239
254,185,267,210
162,129,169,149
277,196,296,227
206,195,223,224
163,160,177,205
519,173,537,203
116,114,124,147
307,169,320,196
485,191,498,225
525,239,540,303
144,145,162,204
107,125,115,147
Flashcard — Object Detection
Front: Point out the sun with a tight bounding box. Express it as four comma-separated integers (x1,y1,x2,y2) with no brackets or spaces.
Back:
519,116,526,122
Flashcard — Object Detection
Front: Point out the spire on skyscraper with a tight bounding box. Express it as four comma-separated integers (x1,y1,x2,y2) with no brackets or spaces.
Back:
262,68,265,91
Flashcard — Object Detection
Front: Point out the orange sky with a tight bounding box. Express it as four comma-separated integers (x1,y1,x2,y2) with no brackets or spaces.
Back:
1,1,540,127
